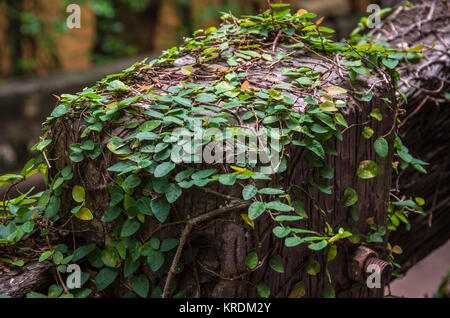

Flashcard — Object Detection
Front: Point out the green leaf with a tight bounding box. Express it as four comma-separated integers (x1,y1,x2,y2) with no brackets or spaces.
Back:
374,137,388,158
357,160,380,179
50,104,70,118
266,201,293,212
306,139,325,159
107,80,130,91
274,215,303,222
245,251,258,269
218,174,237,186
124,257,141,277
160,238,179,252
175,168,195,182
72,244,96,262
154,162,176,178
197,93,217,103
335,113,348,128
96,267,119,291
140,120,162,132
72,185,85,203
269,254,284,273
285,237,304,247
44,196,61,219
326,245,338,262
268,89,283,100
273,226,291,238
338,187,358,207
262,53,273,61
322,283,336,298
350,205,359,222
248,202,266,220
310,124,329,134
146,250,165,272
191,169,216,180
382,58,399,69
137,197,153,216
135,132,159,141
121,219,141,237
242,185,257,200
151,197,171,223
370,108,382,121
257,282,270,298
122,174,141,193
165,183,182,203
297,77,312,86
308,239,328,251
258,188,285,195
131,275,150,298
173,96,192,107
39,251,53,262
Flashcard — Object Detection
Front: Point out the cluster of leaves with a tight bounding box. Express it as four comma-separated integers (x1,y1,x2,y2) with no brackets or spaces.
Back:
0,2,428,298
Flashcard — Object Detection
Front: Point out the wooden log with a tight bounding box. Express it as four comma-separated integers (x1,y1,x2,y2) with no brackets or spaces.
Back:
370,0,450,275
0,261,53,297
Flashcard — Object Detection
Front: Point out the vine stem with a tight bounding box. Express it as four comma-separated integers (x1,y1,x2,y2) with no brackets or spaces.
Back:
162,201,250,298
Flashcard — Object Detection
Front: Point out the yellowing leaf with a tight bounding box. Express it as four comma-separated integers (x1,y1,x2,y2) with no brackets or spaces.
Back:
72,185,85,203
316,16,324,25
241,80,250,91
415,197,425,206
105,102,117,109
240,213,255,229
181,65,193,76
392,245,403,254
297,9,308,16
75,207,93,221
138,85,152,90
326,86,347,96
319,101,338,112
289,281,306,298
406,44,424,52
231,166,246,172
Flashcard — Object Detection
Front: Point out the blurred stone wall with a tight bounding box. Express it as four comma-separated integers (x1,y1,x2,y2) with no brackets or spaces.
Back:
0,0,95,80
0,0,390,80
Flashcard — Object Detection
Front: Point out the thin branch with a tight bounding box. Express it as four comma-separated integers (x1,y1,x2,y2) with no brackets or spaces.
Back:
161,201,250,298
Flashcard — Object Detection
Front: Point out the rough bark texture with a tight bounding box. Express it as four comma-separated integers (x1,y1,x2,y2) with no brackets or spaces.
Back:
0,261,53,297
370,0,450,275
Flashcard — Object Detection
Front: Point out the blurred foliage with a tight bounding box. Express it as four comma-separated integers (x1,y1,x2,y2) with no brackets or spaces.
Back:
432,270,450,298
1,0,263,75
